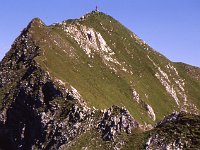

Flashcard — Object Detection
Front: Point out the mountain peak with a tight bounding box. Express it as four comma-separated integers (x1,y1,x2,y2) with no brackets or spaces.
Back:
22,18,46,35
28,17,45,27
0,12,200,149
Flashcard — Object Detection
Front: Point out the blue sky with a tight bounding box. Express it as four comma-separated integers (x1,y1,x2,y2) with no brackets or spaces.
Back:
0,0,200,67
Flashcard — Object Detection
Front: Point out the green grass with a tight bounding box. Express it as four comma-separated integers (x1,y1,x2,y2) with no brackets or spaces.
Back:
175,63,200,110
23,11,200,124
150,112,200,149
121,129,150,150
64,128,149,150
64,130,111,150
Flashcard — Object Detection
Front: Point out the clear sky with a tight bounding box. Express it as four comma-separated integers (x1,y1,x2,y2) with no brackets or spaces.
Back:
0,0,200,67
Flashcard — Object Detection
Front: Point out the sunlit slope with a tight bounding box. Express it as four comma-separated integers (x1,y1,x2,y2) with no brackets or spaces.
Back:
28,12,200,124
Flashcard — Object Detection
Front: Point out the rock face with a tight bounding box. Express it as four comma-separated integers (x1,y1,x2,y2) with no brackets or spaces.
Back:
98,106,139,141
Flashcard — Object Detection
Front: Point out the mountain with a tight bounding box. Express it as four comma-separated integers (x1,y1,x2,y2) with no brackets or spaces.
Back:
0,11,199,149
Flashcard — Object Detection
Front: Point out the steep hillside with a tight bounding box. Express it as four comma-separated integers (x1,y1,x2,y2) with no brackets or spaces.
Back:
175,63,200,111
0,11,200,149
175,62,200,82
33,11,199,123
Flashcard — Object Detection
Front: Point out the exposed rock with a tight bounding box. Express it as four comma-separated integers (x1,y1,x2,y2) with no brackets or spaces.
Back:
180,63,200,81
145,104,156,121
147,55,199,114
132,88,140,103
0,26,95,149
98,106,139,141
146,112,200,150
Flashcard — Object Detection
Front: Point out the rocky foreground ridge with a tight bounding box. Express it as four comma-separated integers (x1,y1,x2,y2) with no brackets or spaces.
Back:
0,11,200,149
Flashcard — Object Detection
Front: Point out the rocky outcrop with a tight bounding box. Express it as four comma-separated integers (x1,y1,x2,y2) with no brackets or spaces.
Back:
145,104,156,121
0,25,39,88
145,112,200,150
0,62,138,149
98,106,139,141
0,56,94,149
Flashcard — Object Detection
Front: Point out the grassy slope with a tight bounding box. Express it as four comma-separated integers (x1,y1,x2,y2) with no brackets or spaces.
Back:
175,63,200,110
64,128,149,150
176,63,200,82
150,112,200,149
80,12,177,120
26,12,199,124
64,130,113,150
